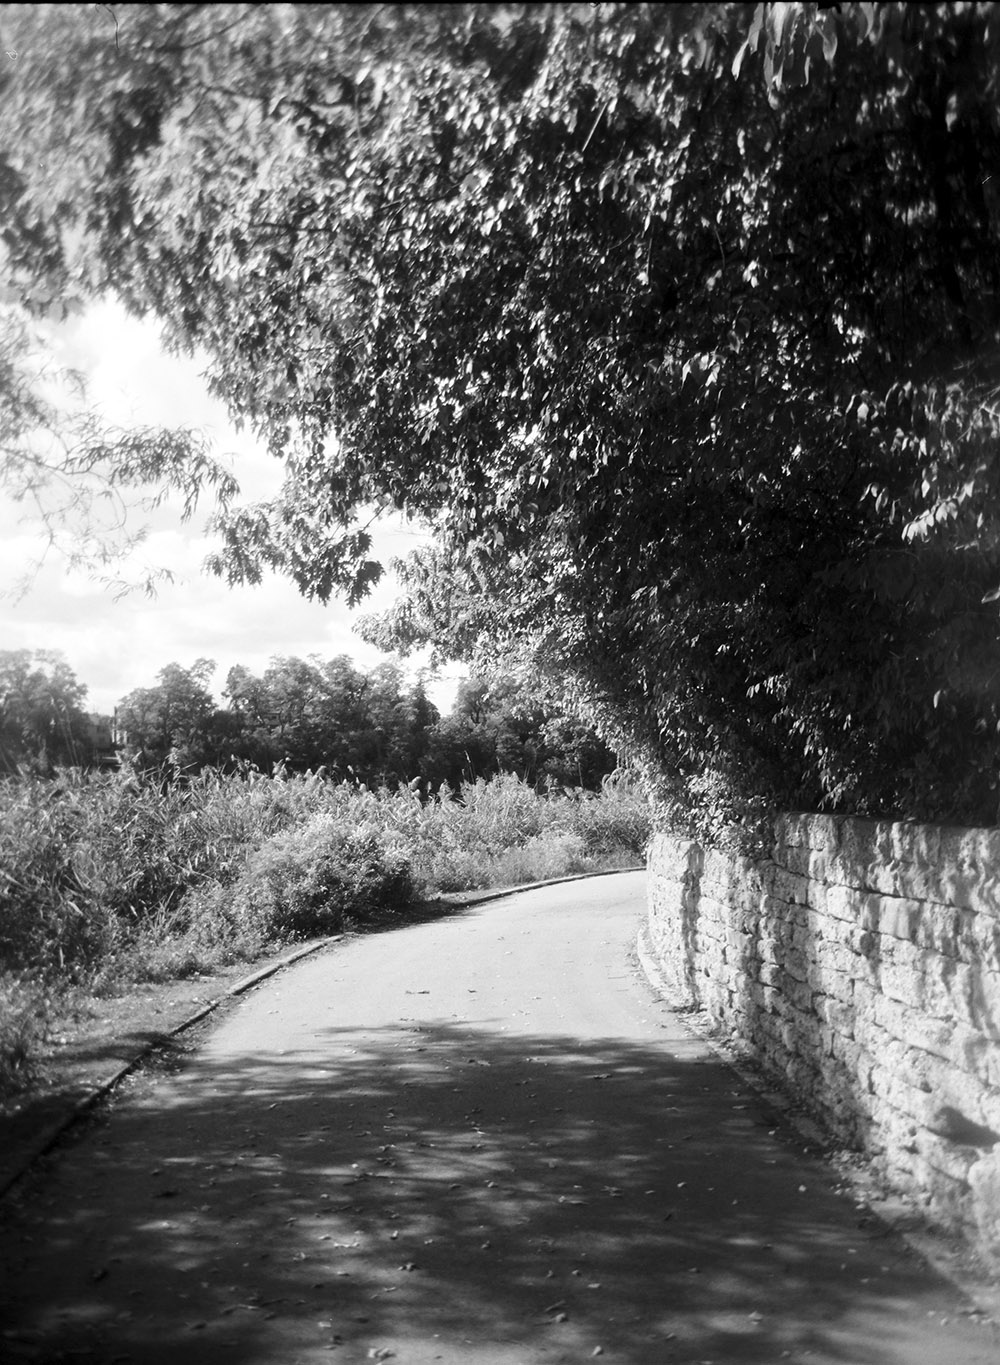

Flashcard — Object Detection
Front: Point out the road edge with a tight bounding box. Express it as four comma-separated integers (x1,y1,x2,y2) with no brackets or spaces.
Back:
0,867,642,1203
634,921,1000,1323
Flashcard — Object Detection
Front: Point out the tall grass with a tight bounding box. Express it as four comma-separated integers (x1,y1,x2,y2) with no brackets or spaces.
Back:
0,767,649,1096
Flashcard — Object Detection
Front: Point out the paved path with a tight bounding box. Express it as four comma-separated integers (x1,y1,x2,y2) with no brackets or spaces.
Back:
1,872,997,1364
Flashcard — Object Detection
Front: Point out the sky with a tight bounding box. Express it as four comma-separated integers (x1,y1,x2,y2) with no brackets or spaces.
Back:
0,298,465,717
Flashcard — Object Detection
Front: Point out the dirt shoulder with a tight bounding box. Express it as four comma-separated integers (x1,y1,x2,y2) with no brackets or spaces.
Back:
0,943,332,1198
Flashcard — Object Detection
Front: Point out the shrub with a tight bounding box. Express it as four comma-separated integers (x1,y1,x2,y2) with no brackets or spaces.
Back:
0,973,56,1097
0,776,118,976
0,765,646,997
563,772,652,860
185,816,414,943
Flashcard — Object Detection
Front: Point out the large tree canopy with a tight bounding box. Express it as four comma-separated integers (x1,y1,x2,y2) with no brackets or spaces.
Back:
3,2,1000,833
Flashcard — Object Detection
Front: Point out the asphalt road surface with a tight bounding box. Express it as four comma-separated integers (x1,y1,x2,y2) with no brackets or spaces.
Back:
1,872,997,1364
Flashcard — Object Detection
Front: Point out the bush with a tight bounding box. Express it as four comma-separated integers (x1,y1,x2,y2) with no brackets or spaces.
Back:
183,817,413,944
559,772,652,860
0,776,118,976
0,764,647,986
0,973,57,1097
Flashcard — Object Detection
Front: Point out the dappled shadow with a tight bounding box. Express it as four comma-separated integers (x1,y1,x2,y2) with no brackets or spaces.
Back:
0,1012,985,1364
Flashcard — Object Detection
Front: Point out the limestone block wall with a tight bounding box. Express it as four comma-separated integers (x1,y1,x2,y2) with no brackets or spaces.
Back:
646,815,1000,1263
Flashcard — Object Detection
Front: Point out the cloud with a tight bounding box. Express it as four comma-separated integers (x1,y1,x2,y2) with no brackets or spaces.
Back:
1,300,463,716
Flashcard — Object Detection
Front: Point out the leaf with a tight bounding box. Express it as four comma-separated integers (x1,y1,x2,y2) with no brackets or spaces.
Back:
769,2,793,50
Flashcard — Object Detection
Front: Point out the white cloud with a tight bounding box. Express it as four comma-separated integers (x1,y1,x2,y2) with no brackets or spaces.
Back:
1,299,463,716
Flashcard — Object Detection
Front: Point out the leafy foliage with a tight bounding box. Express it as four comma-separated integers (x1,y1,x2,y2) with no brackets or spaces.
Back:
112,651,615,790
3,4,1000,829
223,654,440,784
0,649,98,774
427,675,616,790
192,820,413,943
116,657,223,772
0,971,54,1096
0,302,236,596
0,765,647,979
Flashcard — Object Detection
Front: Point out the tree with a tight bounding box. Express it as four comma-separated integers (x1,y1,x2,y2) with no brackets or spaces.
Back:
116,657,223,771
222,653,441,783
360,661,440,786
0,649,96,773
419,673,616,791
4,4,1000,830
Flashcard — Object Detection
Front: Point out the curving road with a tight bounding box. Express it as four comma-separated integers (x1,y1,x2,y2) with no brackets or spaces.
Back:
1,872,997,1364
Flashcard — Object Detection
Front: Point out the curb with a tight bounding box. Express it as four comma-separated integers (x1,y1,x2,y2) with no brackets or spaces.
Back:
0,935,340,1203
1,867,644,1203
433,864,643,910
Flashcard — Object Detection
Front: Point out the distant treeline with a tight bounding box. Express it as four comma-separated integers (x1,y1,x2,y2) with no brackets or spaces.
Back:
0,649,616,791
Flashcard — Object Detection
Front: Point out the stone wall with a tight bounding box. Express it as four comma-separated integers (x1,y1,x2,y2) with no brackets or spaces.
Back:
646,815,1000,1264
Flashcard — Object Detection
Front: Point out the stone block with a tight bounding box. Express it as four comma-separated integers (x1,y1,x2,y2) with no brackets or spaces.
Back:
956,911,1000,972
875,896,924,944
872,993,955,1058
781,975,815,1014
782,812,842,854
914,1128,979,1185
968,1150,1000,1260
821,882,868,924
868,1093,919,1149
779,1004,824,1054
781,950,812,987
770,865,813,905
811,940,857,982
814,993,856,1040
973,1090,1000,1136
764,985,790,1019
954,1031,1000,1091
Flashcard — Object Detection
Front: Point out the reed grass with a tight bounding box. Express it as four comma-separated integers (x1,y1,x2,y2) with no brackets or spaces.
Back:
0,767,649,1096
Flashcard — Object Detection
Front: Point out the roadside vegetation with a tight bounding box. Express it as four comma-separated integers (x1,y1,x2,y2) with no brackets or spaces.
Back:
0,767,649,1098
8,6,996,1096
6,6,997,841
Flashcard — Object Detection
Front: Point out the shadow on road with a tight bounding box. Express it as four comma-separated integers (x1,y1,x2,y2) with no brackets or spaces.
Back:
0,1015,985,1364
